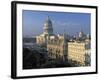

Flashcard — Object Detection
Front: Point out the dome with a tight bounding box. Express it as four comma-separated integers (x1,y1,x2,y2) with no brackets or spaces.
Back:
46,17,52,24
44,16,52,29
79,30,84,38
43,16,53,35
79,31,83,35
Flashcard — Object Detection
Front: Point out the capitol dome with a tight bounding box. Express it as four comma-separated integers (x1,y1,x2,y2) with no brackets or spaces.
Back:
43,16,53,35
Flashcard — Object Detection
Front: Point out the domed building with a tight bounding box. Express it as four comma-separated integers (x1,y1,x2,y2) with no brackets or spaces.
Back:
36,16,55,47
43,16,53,35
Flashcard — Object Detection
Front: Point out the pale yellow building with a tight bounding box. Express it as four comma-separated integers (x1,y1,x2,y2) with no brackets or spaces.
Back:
68,41,91,66
36,34,47,47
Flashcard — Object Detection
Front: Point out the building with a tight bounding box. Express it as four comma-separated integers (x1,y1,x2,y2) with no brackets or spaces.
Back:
68,41,91,66
36,16,69,61
36,16,91,66
47,34,68,61
36,16,54,47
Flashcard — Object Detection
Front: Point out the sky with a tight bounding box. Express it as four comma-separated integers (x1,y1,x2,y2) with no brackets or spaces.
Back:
22,10,91,37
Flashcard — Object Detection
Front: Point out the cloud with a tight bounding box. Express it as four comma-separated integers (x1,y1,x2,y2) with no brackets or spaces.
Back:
53,20,82,27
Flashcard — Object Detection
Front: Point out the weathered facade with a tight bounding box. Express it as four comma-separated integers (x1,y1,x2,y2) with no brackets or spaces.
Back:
47,34,68,61
68,41,91,66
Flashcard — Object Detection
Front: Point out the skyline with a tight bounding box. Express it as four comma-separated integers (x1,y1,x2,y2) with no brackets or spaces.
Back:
22,10,91,37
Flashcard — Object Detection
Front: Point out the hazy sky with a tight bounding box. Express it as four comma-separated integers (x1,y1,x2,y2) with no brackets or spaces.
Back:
22,10,91,37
